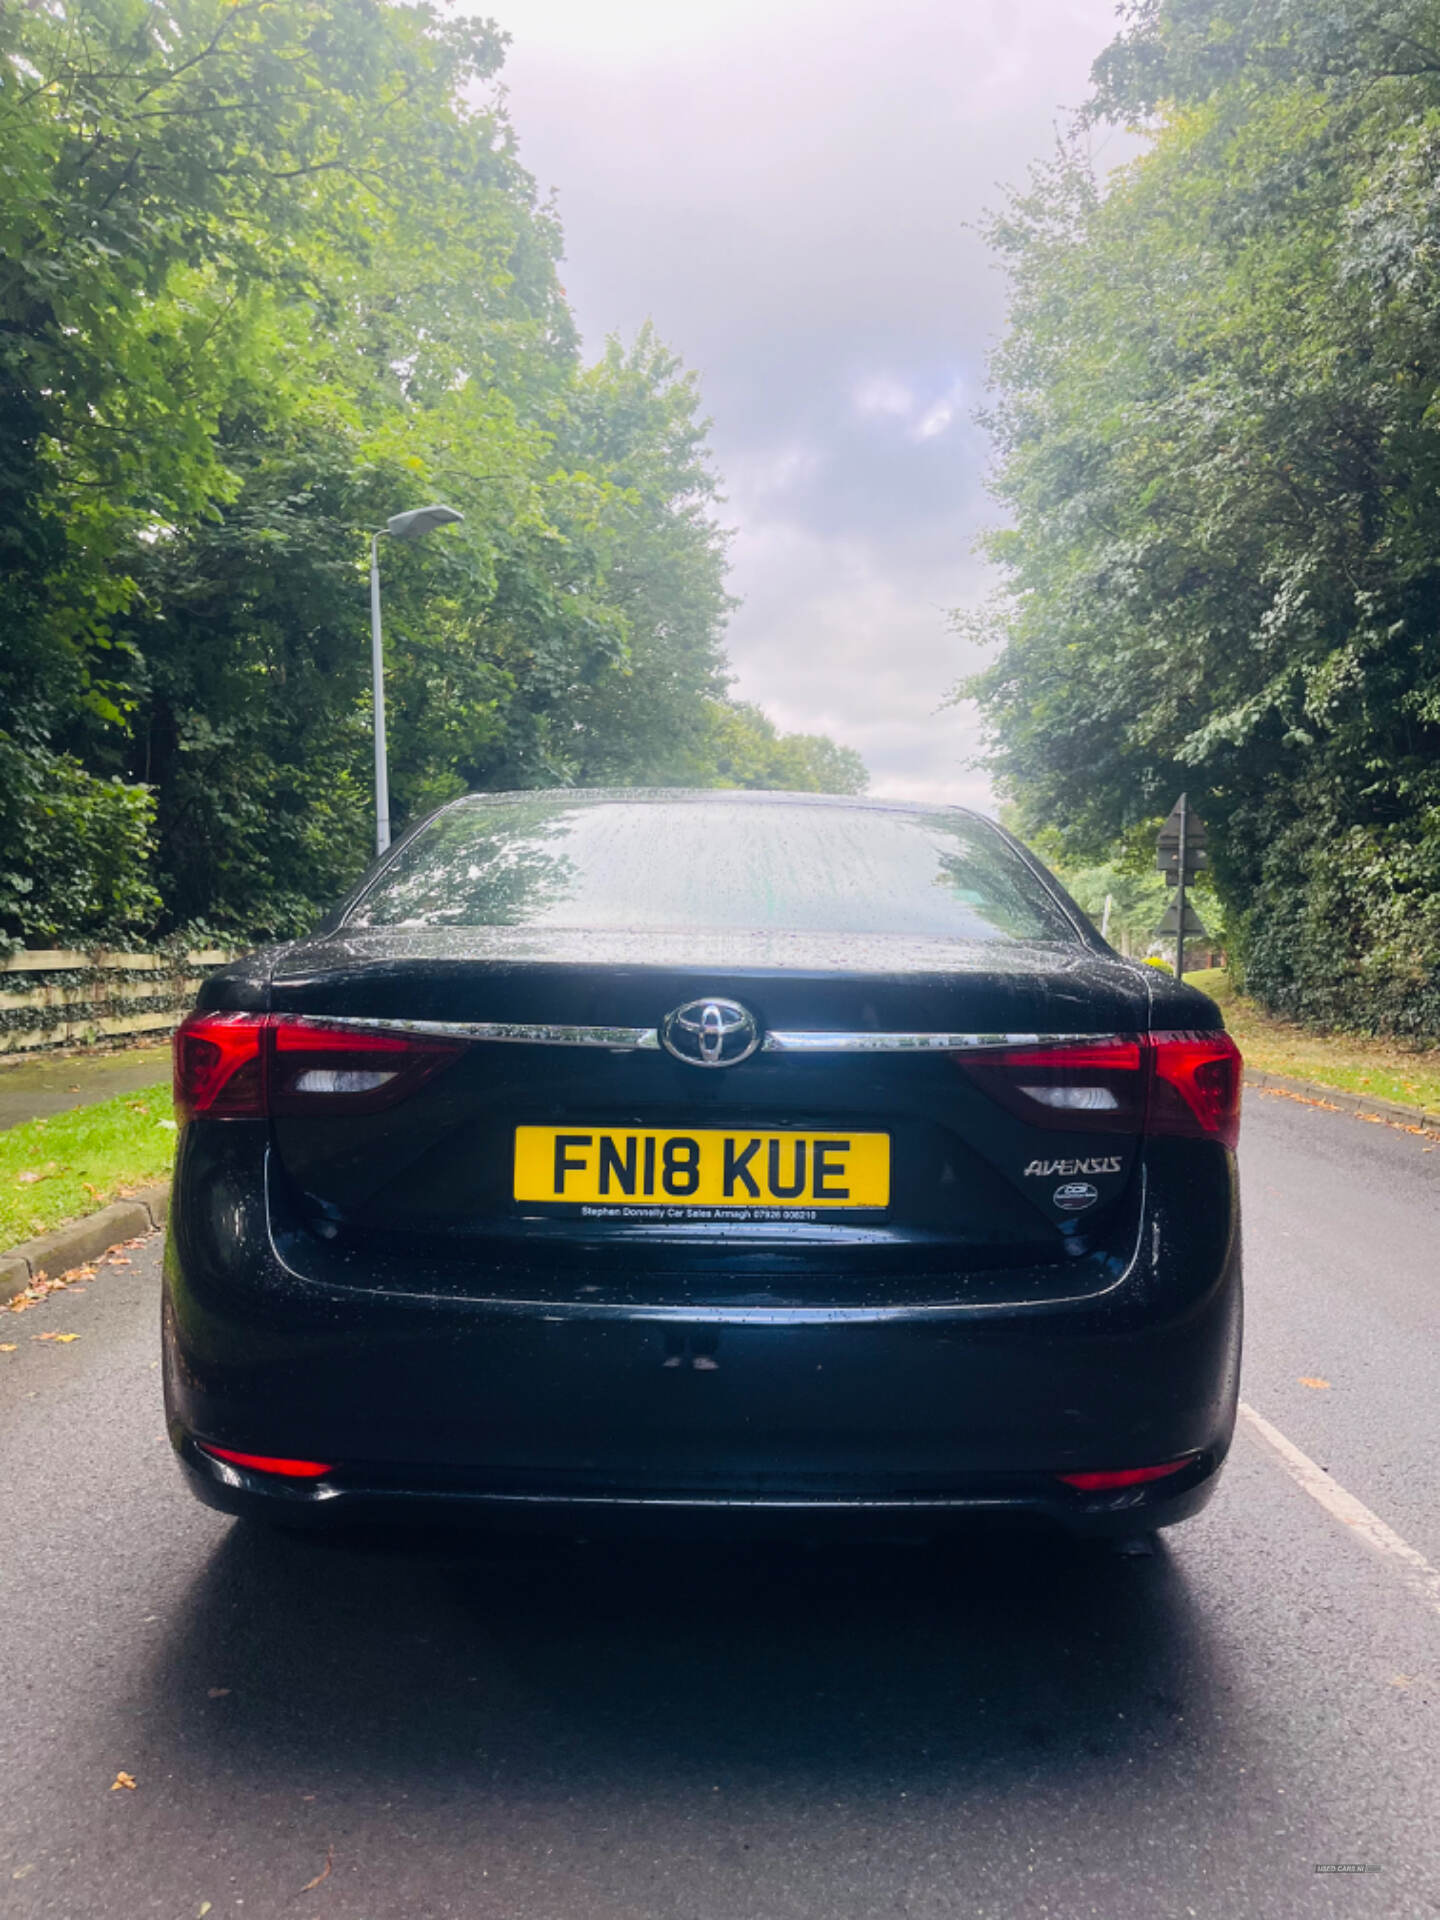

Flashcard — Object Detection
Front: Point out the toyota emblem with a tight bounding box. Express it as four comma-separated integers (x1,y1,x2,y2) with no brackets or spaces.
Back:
659,998,762,1068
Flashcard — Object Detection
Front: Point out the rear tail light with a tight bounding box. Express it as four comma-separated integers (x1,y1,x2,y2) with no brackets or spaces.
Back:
1147,1030,1244,1150
173,1012,267,1120
1057,1456,1198,1492
198,1443,333,1478
960,1030,1242,1149
174,1013,462,1121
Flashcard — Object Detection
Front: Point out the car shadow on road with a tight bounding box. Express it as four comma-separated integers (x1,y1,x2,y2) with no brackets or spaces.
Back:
143,1519,1227,1803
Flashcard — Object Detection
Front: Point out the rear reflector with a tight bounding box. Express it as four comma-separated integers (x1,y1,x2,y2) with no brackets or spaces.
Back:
198,1444,333,1478
960,1030,1242,1149
1057,1457,1197,1492
174,1013,462,1121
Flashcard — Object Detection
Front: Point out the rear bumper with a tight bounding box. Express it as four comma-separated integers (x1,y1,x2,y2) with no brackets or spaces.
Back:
173,1434,1227,1540
163,1134,1243,1540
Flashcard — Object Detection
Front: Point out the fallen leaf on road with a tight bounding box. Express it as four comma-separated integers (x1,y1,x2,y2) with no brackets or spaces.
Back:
110,1772,137,1791
3,1259,105,1314
300,1845,333,1893
1299,1376,1331,1390
1391,1674,1413,1688
35,1331,79,1342
198,1904,212,1916
0,1344,16,1353
207,1687,231,1699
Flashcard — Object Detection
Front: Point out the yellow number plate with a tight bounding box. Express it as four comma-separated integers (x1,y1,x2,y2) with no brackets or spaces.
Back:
514,1126,890,1213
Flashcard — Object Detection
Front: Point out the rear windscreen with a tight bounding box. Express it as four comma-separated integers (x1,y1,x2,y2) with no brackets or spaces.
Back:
344,797,1081,944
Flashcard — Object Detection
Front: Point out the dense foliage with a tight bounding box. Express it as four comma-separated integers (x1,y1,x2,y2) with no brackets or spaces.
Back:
965,0,1440,1036
0,0,862,950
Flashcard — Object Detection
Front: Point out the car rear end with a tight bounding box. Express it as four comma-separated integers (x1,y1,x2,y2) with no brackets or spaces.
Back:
163,792,1242,1537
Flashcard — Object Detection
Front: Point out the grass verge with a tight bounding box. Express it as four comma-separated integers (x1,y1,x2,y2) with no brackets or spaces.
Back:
1,1082,174,1247
1186,969,1440,1116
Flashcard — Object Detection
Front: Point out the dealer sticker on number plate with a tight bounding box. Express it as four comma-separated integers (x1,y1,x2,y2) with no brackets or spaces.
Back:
513,1126,890,1215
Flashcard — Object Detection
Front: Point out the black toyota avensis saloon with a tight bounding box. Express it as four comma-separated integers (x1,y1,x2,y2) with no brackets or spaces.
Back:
164,790,1242,1539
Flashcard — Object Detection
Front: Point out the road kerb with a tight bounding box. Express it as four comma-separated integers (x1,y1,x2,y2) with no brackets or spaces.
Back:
1243,1067,1440,1136
0,1182,170,1305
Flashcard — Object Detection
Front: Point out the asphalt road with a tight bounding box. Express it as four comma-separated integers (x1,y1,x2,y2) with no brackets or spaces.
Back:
1,1090,1437,1919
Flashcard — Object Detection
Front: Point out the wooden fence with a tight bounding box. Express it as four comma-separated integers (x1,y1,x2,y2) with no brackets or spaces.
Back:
0,949,237,1055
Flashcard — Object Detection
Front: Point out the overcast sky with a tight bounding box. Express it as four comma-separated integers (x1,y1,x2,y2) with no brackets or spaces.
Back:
487,0,1130,810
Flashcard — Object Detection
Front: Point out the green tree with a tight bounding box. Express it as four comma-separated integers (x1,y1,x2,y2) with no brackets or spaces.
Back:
695,703,869,796
963,0,1440,1035
0,745,160,948
1,0,561,938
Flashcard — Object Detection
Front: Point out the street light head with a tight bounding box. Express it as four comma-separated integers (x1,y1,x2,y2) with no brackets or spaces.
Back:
385,504,465,540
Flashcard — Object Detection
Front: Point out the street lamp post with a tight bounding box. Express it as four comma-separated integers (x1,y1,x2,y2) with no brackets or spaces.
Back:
368,504,464,855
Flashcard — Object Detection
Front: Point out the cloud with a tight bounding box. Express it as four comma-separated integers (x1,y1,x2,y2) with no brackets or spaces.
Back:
913,386,963,440
718,492,992,809
488,0,1133,807
853,374,916,420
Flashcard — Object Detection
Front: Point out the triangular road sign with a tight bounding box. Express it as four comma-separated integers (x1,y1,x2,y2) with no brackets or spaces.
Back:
1156,795,1207,849
1154,899,1209,938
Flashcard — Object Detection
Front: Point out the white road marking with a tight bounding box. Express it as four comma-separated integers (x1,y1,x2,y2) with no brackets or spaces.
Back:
1238,1401,1440,1621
